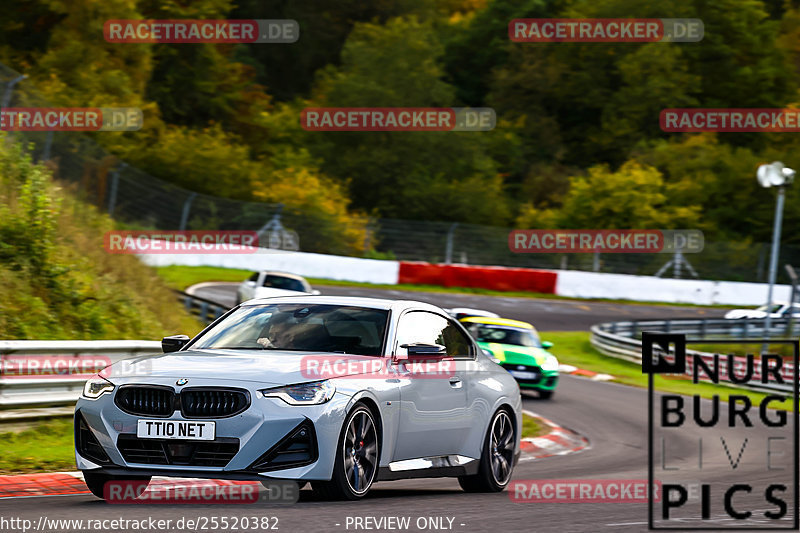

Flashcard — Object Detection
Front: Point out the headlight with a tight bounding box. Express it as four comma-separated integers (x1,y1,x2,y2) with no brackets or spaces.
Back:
82,376,115,399
261,381,335,405
541,355,559,372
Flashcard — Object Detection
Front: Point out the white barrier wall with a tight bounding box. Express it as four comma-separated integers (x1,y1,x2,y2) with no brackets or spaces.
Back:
556,269,791,306
139,248,401,285
138,242,790,306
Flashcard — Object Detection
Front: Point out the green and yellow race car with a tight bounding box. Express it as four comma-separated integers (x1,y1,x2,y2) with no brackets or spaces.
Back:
460,316,559,399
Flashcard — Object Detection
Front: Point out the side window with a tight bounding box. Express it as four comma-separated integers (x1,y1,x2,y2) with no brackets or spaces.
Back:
441,320,474,358
395,311,474,358
248,272,260,282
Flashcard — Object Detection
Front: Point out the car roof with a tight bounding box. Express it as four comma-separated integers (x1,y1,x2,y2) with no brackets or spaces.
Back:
460,316,535,329
240,294,447,313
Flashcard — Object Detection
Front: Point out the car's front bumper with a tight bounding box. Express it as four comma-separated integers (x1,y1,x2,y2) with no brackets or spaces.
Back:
75,378,352,482
514,370,558,391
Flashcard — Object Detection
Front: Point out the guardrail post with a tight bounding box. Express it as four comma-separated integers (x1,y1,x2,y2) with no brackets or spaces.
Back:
700,319,707,338
444,223,458,265
664,320,671,334
214,307,224,320
184,296,192,312
199,301,209,322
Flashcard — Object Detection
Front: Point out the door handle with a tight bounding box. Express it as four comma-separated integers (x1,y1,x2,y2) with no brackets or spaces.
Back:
449,376,462,388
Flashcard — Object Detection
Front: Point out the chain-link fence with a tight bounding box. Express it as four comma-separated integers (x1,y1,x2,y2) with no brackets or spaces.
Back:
2,63,796,283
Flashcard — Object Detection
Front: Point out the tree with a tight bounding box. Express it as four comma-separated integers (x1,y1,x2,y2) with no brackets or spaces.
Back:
305,16,512,224
516,161,701,230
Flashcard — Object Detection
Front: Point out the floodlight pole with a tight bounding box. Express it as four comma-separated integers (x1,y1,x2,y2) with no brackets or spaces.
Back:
763,185,786,342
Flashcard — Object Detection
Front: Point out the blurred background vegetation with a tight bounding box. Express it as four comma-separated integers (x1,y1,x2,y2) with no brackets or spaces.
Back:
2,0,800,271
2,0,800,235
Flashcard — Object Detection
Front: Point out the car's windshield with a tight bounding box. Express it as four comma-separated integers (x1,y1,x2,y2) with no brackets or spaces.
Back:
263,275,307,292
191,304,388,355
755,304,783,313
469,324,541,348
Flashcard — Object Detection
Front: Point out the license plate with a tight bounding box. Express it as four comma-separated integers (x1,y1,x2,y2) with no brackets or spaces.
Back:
136,419,215,441
509,370,539,380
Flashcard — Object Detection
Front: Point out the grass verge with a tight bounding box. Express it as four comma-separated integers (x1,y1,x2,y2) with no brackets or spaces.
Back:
521,413,548,438
0,418,75,474
155,266,252,290
154,265,731,309
542,331,794,411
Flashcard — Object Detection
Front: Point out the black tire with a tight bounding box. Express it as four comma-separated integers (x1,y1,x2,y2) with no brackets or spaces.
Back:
83,472,151,500
458,409,515,493
312,404,379,501
539,389,554,400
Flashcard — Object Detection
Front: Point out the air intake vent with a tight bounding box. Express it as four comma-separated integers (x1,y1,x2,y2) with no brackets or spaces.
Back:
117,435,239,467
248,420,317,472
75,412,112,465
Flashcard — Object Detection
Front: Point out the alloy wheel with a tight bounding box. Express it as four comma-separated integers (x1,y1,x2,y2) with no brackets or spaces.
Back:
489,411,514,486
342,409,378,495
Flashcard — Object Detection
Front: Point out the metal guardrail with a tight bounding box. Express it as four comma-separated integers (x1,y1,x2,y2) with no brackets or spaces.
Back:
590,317,797,393
0,340,162,408
175,290,230,324
0,292,231,410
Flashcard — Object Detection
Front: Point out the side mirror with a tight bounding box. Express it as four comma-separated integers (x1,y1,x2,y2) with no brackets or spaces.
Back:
541,341,553,350
401,343,447,356
393,343,448,364
310,289,321,296
162,335,190,353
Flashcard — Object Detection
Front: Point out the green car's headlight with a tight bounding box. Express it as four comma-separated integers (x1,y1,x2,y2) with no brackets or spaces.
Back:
541,355,559,372
82,376,115,399
260,381,336,405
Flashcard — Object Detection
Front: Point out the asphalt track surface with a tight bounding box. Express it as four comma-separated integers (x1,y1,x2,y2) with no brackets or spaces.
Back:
1,377,791,532
0,286,783,532
192,282,729,331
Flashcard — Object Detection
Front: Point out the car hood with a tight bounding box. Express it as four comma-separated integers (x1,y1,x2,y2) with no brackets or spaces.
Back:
479,342,551,366
104,349,381,386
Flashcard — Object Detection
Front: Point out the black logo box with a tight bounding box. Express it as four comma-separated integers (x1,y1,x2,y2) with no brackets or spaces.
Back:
643,332,799,530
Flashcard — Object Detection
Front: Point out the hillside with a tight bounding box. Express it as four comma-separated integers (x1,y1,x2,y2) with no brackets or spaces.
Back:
0,134,201,340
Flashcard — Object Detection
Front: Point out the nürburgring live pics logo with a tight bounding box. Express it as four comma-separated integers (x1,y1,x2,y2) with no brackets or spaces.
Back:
643,332,799,529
